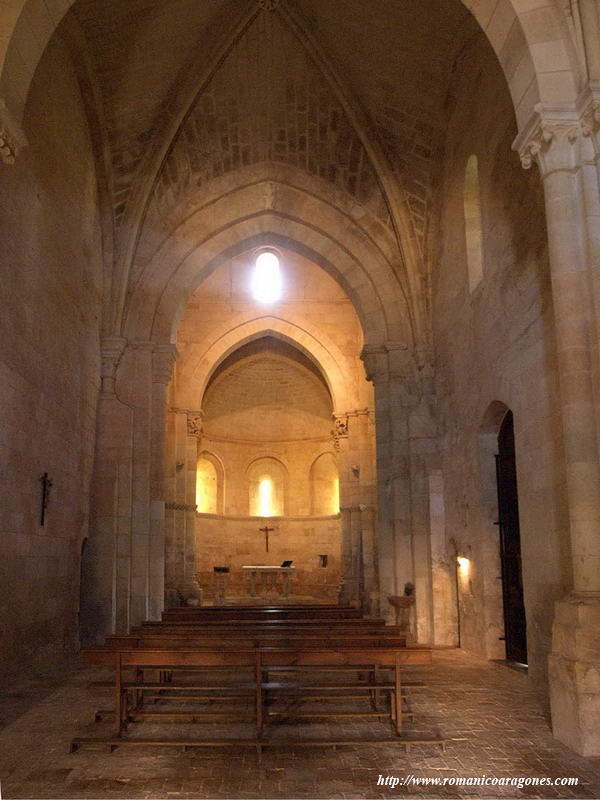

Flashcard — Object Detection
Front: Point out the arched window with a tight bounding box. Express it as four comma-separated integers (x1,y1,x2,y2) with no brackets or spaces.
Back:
196,452,224,514
464,155,484,292
248,457,287,516
310,452,340,515
251,249,282,303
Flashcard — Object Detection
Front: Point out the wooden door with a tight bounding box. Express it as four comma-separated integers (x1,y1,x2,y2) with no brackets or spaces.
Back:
495,411,528,664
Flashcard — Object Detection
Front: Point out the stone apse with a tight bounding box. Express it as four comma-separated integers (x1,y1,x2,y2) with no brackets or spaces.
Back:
163,251,378,606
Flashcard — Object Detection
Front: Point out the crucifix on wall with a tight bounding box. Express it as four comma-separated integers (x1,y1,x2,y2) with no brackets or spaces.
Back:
259,523,275,552
39,472,53,526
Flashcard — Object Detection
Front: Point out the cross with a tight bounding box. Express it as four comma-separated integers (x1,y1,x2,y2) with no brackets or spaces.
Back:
39,472,53,526
259,524,275,552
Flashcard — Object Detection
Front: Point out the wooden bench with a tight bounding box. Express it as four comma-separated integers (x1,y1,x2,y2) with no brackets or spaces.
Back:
72,643,441,754
118,620,414,685
106,633,409,649
141,618,391,630
161,607,364,621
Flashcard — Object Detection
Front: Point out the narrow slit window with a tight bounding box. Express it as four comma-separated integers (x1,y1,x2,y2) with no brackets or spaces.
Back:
252,250,282,303
464,155,484,292
259,477,274,516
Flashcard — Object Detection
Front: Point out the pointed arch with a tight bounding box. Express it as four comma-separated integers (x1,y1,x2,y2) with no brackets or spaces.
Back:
0,0,582,349
122,178,409,348
175,314,358,415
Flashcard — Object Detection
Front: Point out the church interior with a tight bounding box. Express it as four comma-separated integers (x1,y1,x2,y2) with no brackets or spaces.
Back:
2,0,600,797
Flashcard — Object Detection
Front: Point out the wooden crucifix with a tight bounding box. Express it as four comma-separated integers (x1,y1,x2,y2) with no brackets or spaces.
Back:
259,524,275,552
39,472,53,526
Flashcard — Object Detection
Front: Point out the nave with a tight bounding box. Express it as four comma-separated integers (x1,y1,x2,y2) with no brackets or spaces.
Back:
1,649,599,798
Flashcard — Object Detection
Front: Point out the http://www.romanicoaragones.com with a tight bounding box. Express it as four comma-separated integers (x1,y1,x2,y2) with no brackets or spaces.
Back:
376,774,579,790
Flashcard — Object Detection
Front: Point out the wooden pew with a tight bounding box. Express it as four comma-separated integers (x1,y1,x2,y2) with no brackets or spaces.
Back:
135,621,401,634
161,607,363,621
164,605,357,612
142,618,390,630
72,643,440,754
105,633,409,649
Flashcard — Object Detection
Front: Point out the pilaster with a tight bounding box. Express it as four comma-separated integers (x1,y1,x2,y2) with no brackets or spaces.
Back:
515,90,600,756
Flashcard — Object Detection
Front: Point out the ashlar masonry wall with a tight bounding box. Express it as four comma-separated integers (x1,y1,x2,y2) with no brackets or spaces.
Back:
431,26,569,695
0,36,102,674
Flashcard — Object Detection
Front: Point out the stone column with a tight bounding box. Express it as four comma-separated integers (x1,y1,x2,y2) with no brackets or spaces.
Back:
165,408,202,602
335,405,379,610
335,415,356,605
148,345,178,619
516,94,600,755
80,337,129,644
362,344,414,623
359,503,378,615
184,412,203,596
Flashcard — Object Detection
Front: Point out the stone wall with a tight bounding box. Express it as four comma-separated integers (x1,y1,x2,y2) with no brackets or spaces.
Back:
0,37,102,673
195,513,341,602
431,28,569,694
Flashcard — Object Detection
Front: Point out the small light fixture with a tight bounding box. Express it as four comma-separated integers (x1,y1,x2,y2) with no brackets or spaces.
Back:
457,556,470,575
251,249,282,303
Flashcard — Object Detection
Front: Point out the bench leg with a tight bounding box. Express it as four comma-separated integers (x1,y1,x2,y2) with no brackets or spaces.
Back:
394,657,402,735
114,654,123,737
134,668,143,710
371,664,380,711
255,654,263,739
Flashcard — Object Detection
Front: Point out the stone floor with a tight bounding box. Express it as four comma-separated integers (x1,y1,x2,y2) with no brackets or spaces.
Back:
1,649,600,799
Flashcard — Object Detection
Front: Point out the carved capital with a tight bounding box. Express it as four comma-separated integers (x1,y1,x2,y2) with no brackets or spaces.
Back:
581,99,600,136
187,413,204,438
512,94,600,174
360,345,388,384
518,117,580,173
581,96,600,159
100,337,127,394
0,99,27,165
331,414,349,450
152,344,178,385
333,414,349,438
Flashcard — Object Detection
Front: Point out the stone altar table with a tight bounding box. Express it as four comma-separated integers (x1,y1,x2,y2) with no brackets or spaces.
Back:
243,565,296,597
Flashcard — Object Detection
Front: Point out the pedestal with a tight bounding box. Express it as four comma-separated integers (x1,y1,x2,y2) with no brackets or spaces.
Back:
388,595,415,632
213,572,229,604
549,594,600,756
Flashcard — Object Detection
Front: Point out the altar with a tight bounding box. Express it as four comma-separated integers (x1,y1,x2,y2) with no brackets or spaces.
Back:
243,565,296,597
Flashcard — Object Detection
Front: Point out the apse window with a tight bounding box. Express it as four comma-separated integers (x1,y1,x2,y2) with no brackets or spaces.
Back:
258,477,274,516
463,154,484,292
251,250,282,303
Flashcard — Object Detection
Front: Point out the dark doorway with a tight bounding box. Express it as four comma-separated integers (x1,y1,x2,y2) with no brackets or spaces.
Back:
495,411,528,664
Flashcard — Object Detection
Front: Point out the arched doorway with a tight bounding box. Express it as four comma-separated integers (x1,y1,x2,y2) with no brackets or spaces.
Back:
496,410,528,665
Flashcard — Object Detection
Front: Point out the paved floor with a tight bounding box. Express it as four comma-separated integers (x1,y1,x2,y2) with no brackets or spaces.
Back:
0,649,599,799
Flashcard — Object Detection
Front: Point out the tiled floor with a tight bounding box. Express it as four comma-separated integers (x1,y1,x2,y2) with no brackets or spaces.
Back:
1,649,600,799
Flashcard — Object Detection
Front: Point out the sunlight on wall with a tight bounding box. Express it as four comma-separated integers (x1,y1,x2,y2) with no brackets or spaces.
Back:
259,477,274,516
310,452,340,515
196,457,218,513
248,458,286,516
464,154,484,292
